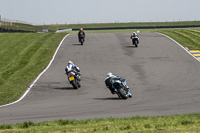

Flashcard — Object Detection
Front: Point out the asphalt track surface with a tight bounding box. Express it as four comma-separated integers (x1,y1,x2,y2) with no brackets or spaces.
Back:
1,33,200,124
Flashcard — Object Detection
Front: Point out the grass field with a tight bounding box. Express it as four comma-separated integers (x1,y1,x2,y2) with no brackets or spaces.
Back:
1,21,200,32
44,21,200,32
0,33,67,105
159,28,200,50
1,23,200,132
0,114,200,132
1,22,43,32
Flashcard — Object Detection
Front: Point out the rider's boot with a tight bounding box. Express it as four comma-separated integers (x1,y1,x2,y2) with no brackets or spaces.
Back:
129,93,132,98
76,75,81,81
127,89,132,98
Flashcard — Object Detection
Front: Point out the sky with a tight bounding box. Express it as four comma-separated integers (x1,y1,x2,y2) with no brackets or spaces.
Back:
0,0,200,25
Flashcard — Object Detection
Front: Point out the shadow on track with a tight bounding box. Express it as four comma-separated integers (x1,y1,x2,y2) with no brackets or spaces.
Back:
125,46,137,48
94,97,123,100
54,87,76,90
73,44,82,46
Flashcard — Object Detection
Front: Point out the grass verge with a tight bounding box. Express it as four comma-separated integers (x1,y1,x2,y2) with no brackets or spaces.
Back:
2,21,200,32
0,114,200,132
1,22,43,32
44,21,200,32
158,28,200,50
0,33,67,105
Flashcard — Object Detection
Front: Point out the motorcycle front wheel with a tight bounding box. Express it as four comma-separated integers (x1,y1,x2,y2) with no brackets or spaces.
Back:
77,80,81,88
117,86,128,99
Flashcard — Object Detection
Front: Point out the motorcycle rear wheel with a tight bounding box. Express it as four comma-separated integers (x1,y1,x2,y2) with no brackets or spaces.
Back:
81,39,83,45
71,80,78,89
135,40,138,47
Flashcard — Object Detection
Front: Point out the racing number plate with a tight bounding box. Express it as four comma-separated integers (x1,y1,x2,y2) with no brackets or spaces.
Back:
69,76,74,81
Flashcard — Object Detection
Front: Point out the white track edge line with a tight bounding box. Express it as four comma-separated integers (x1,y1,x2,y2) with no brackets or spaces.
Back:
156,32,200,63
0,34,70,108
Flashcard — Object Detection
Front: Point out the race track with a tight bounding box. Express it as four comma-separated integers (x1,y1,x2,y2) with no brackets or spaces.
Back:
1,32,200,124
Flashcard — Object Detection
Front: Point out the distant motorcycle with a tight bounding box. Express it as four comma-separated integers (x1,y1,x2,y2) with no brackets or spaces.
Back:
112,79,130,99
79,34,85,45
67,71,81,89
131,36,139,47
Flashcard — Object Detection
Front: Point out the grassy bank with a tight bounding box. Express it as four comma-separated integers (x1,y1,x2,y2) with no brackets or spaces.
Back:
2,21,200,32
1,22,43,32
44,21,200,32
0,33,67,105
159,28,200,50
0,114,200,132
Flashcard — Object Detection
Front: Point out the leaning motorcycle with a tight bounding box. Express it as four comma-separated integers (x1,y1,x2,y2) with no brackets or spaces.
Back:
112,79,129,99
67,71,81,89
131,36,139,47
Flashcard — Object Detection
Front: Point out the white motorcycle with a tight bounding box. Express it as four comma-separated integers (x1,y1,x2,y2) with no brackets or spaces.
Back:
131,36,139,47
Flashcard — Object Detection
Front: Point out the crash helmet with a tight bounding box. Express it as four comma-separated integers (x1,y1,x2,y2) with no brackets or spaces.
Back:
107,72,113,77
68,60,73,64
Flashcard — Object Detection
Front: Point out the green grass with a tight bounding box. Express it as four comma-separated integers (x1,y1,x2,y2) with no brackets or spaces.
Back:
0,33,67,105
1,22,43,32
44,21,200,32
0,114,200,132
2,21,200,32
158,28,200,50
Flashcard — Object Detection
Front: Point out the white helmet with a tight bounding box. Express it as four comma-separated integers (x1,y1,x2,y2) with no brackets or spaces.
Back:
68,60,73,64
107,72,113,77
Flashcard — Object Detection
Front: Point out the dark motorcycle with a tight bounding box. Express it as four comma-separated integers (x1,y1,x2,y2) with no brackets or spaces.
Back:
79,34,85,45
68,71,81,89
112,79,129,99
131,36,139,47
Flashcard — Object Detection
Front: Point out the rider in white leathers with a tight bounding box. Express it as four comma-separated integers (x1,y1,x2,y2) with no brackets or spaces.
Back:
65,61,80,80
130,32,139,43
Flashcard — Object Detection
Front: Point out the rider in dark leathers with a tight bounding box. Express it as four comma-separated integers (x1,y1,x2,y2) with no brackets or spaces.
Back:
104,72,132,97
78,28,85,42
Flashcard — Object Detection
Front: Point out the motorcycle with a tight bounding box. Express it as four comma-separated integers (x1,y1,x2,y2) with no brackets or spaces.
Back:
131,36,139,47
112,79,130,99
79,34,85,45
67,71,81,89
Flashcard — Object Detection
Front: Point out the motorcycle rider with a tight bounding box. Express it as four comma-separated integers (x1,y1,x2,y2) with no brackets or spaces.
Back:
130,32,139,44
65,61,81,80
78,28,85,42
104,72,132,97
